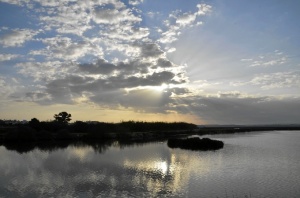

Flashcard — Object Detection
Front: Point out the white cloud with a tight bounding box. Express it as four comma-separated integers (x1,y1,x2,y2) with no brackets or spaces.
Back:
158,4,212,44
102,26,149,42
0,29,38,47
196,4,212,15
240,58,253,62
0,54,20,62
158,26,180,44
230,71,300,90
242,51,288,67
38,2,92,35
16,61,73,82
167,47,176,53
31,36,103,61
129,0,143,6
92,7,141,24
0,0,22,5
250,71,300,89
250,57,286,67
176,13,197,26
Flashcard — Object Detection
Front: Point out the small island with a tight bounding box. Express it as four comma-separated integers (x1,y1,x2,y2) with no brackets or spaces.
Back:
167,137,224,151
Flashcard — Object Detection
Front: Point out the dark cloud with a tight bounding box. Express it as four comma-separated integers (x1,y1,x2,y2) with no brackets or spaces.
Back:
174,96,300,124
119,88,172,112
41,69,180,106
25,92,49,101
46,79,74,104
139,43,164,58
155,58,174,68
169,87,190,95
116,59,150,75
79,59,116,75
78,59,151,76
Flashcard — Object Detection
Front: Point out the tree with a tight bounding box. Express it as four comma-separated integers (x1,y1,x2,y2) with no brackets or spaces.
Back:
29,118,40,130
54,112,72,123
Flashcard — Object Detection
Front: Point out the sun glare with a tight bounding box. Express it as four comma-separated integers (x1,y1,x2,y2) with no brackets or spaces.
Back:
151,83,169,91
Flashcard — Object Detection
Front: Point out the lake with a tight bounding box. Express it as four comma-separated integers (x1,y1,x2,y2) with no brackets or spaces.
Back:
1,131,300,197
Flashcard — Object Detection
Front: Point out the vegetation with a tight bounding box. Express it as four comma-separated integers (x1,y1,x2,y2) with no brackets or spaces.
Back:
1,111,299,148
54,112,72,123
0,112,198,144
167,137,224,151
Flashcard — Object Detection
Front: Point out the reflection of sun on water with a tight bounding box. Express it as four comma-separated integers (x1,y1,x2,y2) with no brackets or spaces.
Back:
154,161,168,175
124,159,168,176
123,150,213,196
72,147,93,161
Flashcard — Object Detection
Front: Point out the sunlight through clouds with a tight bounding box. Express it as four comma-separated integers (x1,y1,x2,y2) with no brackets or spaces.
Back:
0,0,300,124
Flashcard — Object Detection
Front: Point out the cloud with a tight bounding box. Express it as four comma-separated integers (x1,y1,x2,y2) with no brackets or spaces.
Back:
31,36,103,61
196,4,212,15
231,71,300,90
0,76,19,101
92,6,141,25
176,13,197,27
103,26,149,42
119,88,172,112
77,58,155,76
139,42,164,58
0,0,21,5
240,59,253,62
156,58,174,68
35,67,184,107
4,1,298,125
16,61,73,82
129,0,144,6
241,51,288,67
173,95,300,124
45,78,75,104
25,92,50,102
158,4,212,44
78,59,116,75
250,71,300,89
0,54,20,62
0,29,38,47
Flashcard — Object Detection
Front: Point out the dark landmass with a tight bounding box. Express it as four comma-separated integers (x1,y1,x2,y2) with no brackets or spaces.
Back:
1,117,299,153
167,137,224,151
0,120,197,143
197,124,300,135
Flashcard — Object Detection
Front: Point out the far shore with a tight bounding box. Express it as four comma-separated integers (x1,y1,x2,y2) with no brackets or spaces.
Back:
1,121,299,154
1,121,299,144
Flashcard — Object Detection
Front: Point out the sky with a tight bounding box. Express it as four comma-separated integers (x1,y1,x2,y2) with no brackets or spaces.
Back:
0,0,300,124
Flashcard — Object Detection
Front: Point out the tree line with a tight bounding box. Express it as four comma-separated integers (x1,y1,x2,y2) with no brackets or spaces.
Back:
0,111,198,142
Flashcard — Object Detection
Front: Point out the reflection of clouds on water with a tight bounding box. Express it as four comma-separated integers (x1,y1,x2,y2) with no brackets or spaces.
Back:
2,132,300,197
70,146,95,162
0,142,214,197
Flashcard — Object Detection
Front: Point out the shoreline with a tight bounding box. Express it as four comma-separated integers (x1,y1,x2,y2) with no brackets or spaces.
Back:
1,125,299,153
1,125,300,142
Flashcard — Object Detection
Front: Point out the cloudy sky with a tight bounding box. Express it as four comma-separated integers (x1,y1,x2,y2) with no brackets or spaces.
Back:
0,0,299,124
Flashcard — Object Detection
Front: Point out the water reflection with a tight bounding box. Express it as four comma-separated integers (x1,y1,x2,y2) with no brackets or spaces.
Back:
0,142,189,197
0,140,207,197
1,131,300,197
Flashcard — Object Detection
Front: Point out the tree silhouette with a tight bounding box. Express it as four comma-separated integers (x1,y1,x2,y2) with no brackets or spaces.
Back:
29,118,40,130
54,112,72,123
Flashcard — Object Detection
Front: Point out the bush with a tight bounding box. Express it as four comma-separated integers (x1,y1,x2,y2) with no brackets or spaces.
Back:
4,126,37,142
56,129,72,140
167,137,224,151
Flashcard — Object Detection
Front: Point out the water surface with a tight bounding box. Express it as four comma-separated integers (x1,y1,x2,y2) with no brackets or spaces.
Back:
1,131,300,197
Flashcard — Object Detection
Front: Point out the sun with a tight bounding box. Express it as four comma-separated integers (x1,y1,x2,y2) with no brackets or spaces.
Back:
151,83,169,91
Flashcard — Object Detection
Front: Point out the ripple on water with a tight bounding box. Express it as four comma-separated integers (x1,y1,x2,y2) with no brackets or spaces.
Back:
1,131,300,197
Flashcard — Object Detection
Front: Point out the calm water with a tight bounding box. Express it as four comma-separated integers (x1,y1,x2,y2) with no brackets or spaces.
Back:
1,131,300,198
